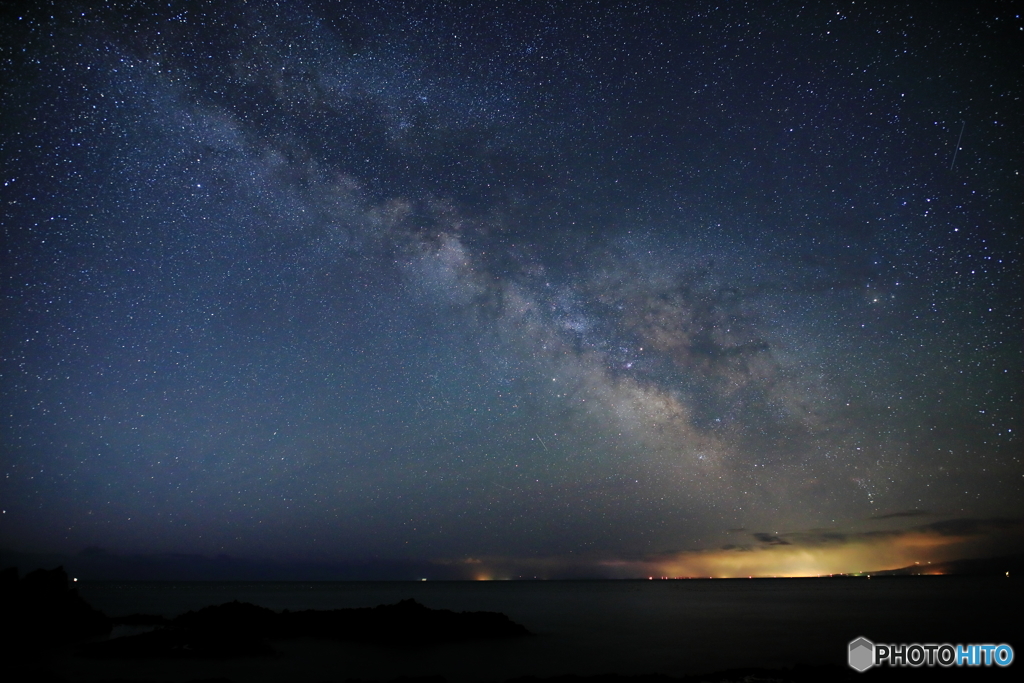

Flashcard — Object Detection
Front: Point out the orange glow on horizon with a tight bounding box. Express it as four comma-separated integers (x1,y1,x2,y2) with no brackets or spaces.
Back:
595,525,1015,579
434,520,1021,580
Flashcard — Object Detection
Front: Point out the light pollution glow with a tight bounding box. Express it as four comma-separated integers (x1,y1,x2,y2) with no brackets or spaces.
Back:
445,519,1023,580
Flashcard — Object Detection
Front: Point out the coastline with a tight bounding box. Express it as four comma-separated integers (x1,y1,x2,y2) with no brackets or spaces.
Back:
4,575,1018,682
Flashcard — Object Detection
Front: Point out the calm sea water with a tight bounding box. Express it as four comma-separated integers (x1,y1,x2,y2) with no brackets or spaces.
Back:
50,577,1019,682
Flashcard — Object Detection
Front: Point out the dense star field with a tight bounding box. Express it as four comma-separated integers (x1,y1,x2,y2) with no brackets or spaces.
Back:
1,1,1021,579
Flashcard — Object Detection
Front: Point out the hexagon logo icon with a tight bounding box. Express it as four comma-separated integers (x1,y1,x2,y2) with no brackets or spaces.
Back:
849,636,875,672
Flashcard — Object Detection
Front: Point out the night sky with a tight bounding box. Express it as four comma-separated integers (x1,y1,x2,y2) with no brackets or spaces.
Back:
2,1,1021,579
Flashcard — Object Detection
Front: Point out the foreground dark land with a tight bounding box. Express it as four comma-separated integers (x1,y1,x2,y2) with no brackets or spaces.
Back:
2,566,1019,682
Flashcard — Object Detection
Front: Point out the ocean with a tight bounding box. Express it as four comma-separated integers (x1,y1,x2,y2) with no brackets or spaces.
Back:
40,576,1021,681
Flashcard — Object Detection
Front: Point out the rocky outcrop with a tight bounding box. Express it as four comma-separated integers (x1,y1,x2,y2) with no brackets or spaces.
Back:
81,597,531,659
1,566,530,660
0,566,111,647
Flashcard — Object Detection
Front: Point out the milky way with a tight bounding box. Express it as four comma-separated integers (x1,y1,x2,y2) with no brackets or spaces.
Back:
1,2,1020,577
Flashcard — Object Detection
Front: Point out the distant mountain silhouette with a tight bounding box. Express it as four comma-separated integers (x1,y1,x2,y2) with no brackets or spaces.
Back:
868,554,1024,577
0,546,473,580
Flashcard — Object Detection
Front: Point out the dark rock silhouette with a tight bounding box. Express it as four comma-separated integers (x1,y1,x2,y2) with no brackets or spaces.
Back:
0,565,111,648
81,597,531,659
278,597,532,644
81,613,276,659
110,612,169,626
1,566,530,662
